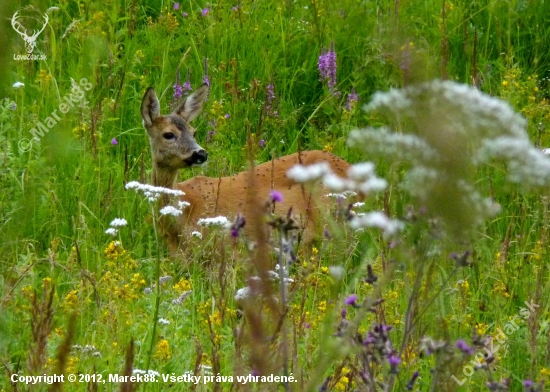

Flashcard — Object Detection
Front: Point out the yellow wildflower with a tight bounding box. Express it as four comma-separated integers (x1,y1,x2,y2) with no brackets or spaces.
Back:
173,278,192,293
64,290,79,309
492,280,509,298
154,339,171,361
475,322,488,335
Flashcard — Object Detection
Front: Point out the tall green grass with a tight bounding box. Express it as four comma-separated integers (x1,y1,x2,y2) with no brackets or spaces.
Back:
1,0,550,391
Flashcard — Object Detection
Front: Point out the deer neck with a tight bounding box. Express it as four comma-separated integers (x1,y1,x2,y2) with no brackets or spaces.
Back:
152,163,179,190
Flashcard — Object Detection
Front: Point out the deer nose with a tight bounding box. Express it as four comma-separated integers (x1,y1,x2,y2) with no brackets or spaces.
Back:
188,149,208,165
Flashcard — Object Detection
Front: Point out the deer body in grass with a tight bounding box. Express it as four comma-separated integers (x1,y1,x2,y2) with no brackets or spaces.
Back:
141,84,351,251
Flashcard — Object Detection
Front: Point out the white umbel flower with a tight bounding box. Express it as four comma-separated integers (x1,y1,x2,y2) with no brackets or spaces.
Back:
109,218,127,227
197,216,229,227
105,228,118,236
159,206,183,216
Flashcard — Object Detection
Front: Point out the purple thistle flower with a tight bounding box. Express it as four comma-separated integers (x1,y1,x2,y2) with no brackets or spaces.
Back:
224,113,230,119
173,2,180,10
455,339,475,355
318,42,338,93
344,294,357,306
523,380,533,387
345,89,359,111
173,83,183,99
259,139,266,147
202,8,210,17
388,354,401,373
182,11,188,17
270,190,283,203
111,137,118,145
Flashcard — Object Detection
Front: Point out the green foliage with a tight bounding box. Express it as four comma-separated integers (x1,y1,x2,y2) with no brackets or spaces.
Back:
1,0,550,391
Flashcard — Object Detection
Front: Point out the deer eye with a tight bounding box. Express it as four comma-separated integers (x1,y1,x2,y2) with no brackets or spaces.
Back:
163,132,175,140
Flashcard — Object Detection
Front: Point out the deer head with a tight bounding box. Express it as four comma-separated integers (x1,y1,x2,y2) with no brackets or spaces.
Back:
141,84,209,172
11,11,49,54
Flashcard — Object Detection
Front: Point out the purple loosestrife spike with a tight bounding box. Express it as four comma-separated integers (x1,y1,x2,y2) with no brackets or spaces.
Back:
318,42,338,93
173,2,179,10
270,190,283,203
266,83,276,115
259,139,266,147
202,8,209,17
173,83,183,99
111,138,118,145
344,294,357,306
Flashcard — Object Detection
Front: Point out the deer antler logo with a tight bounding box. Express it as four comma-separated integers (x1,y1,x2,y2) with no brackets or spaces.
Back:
11,10,49,54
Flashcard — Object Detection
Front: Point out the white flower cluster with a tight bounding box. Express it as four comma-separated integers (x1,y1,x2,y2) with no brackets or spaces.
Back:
234,286,252,302
158,318,170,325
327,191,357,199
287,158,403,236
287,161,388,195
105,217,127,236
126,180,185,202
191,231,202,239
348,127,439,165
348,80,550,233
105,228,117,236
197,216,230,227
476,137,550,187
349,211,405,237
159,205,183,217
72,344,101,358
365,80,527,140
110,218,127,227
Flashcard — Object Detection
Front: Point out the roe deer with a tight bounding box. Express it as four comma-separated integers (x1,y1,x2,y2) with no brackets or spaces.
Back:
141,84,351,252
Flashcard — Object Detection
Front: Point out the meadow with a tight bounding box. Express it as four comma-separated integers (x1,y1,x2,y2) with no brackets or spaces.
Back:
1,0,550,391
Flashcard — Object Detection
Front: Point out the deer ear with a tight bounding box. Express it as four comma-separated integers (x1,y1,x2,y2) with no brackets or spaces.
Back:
141,87,160,128
172,83,209,123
